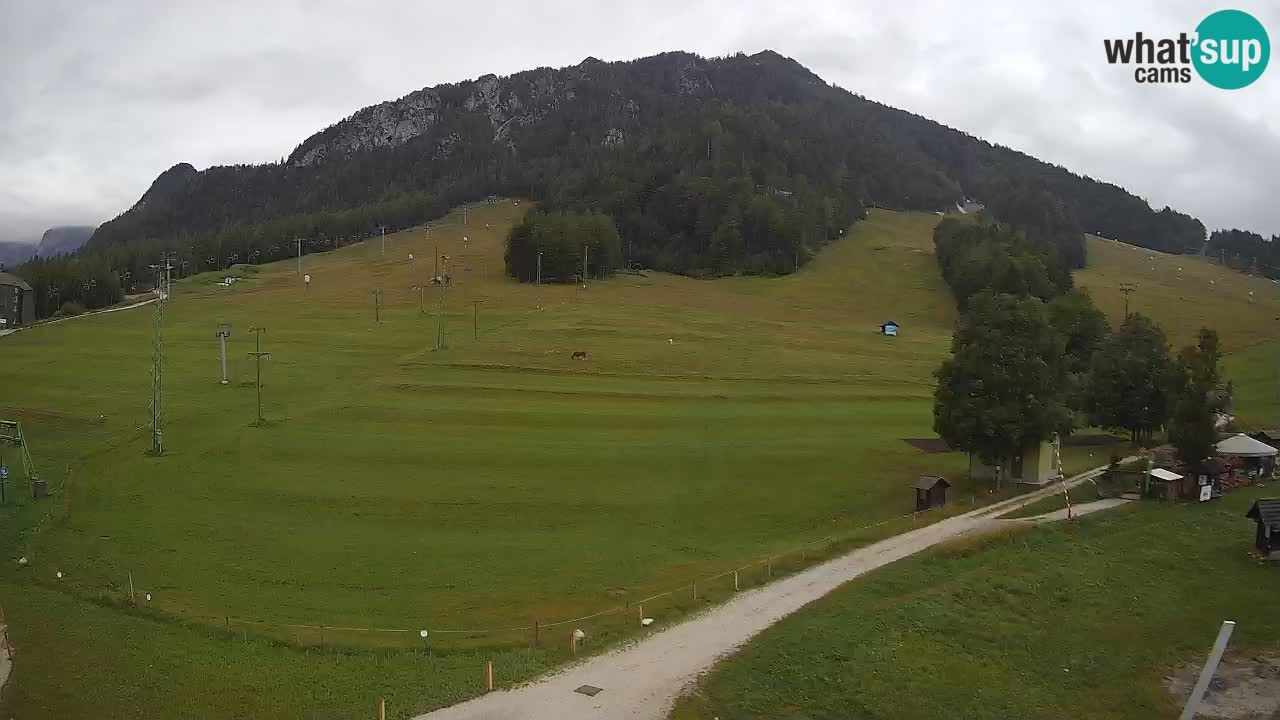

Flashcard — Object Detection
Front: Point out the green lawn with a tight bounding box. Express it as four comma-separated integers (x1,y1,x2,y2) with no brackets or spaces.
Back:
2,203,1277,718
673,486,1280,720
1224,339,1280,428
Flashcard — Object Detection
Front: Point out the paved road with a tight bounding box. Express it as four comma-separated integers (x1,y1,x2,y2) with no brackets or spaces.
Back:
413,463,1123,720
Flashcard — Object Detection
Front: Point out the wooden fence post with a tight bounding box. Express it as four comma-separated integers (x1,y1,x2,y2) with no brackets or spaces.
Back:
485,661,494,691
638,603,644,625
767,559,773,577
378,697,385,720
734,571,739,591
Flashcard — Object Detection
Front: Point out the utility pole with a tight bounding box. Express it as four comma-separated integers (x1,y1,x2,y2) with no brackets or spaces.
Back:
1120,283,1137,319
378,225,388,256
147,261,167,455
434,242,440,280
371,289,383,324
582,244,588,286
296,238,302,276
247,326,271,425
413,283,425,314
216,323,232,385
435,284,447,350
536,252,543,285
471,299,483,340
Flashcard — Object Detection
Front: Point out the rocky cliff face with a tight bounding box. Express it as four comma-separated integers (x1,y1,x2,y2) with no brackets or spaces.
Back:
290,89,442,166
285,52,711,168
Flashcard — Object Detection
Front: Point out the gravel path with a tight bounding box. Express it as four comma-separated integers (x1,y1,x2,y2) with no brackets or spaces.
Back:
0,296,156,338
1005,497,1132,524
413,463,1124,720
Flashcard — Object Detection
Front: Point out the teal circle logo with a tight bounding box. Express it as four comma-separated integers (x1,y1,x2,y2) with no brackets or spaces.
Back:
1193,10,1270,89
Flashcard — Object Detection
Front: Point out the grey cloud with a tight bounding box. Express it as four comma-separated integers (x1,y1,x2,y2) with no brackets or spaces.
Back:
0,0,1275,245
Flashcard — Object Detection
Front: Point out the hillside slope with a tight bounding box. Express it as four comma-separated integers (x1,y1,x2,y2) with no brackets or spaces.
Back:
0,204,1273,720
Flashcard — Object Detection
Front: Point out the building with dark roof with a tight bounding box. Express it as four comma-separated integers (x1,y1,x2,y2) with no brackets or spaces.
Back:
914,475,950,511
1247,499,1280,559
0,272,34,329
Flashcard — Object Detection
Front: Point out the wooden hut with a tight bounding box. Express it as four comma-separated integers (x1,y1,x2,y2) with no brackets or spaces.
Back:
1146,467,1186,501
915,475,950,511
1246,499,1280,560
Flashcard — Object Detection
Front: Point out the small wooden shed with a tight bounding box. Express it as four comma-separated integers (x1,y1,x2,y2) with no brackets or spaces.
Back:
1146,467,1186,501
915,475,950,511
1246,498,1280,560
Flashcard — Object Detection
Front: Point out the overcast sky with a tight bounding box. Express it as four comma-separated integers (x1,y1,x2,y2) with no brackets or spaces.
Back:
1,0,1276,244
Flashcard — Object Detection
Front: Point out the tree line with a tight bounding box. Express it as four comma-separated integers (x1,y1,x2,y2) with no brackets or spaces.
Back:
932,220,1230,480
504,211,623,282
933,217,1072,308
10,254,125,318
1206,228,1280,279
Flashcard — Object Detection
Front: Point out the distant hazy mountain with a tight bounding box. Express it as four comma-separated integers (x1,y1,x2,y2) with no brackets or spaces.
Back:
36,225,96,257
0,241,35,269
0,226,98,271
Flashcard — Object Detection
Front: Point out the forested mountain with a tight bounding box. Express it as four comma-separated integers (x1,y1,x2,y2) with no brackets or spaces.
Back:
18,50,1205,319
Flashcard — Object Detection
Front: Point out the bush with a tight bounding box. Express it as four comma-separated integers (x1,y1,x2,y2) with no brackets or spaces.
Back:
57,301,86,317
